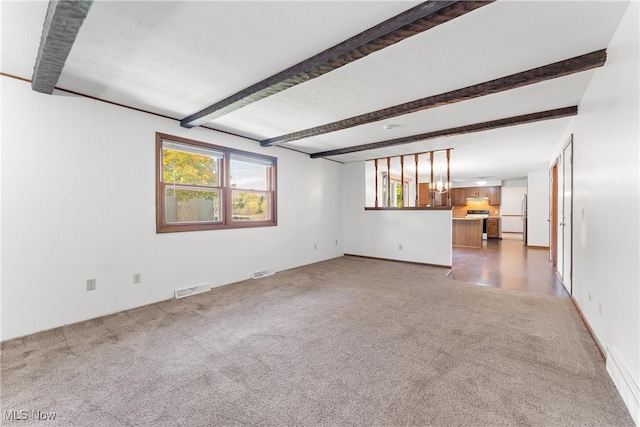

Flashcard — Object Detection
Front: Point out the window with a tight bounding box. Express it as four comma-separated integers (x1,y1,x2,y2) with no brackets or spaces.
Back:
381,172,410,208
156,133,277,232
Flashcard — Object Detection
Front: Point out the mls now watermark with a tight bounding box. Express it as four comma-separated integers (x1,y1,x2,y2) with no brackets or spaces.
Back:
4,410,57,421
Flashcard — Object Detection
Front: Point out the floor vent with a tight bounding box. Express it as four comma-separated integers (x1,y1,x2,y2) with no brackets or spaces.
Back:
174,283,211,299
251,269,275,279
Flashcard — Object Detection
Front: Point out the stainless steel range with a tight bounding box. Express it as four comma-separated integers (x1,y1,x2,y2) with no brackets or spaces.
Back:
466,209,489,239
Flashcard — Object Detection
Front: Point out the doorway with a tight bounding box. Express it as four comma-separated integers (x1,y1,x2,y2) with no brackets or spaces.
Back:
552,135,573,294
561,136,573,294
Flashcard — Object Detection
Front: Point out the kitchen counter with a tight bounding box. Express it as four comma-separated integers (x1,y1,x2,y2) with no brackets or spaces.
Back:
452,217,483,248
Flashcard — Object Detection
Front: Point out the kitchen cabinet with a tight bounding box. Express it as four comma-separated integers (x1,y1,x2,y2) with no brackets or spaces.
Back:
487,218,500,239
467,187,489,198
488,186,501,206
418,183,431,206
450,188,467,206
418,183,451,206
452,218,483,247
451,186,501,206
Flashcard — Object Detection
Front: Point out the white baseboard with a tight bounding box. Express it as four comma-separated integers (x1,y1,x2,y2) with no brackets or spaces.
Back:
606,346,639,425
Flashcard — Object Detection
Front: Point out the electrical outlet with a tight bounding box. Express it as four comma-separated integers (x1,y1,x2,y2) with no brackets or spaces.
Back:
133,273,142,284
314,244,317,250
86,279,96,291
335,240,338,245
399,244,403,250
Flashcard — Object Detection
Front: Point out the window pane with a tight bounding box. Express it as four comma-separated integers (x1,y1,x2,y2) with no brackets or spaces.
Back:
156,133,277,232
232,191,270,221
393,182,402,207
163,143,221,186
165,187,220,223
230,154,272,190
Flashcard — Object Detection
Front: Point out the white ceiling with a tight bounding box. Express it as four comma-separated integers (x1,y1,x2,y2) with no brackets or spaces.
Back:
0,1,631,182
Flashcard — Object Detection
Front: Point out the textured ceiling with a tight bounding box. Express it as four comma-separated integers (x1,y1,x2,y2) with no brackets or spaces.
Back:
0,1,631,182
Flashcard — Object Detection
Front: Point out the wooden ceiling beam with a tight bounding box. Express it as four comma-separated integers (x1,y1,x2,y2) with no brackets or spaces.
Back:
309,106,578,159
263,50,605,147
32,0,93,94
180,1,494,128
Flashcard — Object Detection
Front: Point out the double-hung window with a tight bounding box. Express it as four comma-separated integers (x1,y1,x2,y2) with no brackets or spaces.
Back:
156,133,277,232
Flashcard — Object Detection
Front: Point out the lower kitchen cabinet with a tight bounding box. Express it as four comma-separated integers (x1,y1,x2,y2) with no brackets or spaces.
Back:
487,218,500,239
453,218,483,248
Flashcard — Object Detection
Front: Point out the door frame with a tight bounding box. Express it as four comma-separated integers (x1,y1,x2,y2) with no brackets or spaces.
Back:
550,159,559,267
560,135,574,294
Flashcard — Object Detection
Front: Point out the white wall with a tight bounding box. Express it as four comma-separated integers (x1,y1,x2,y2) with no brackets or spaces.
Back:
527,171,549,247
344,162,452,267
500,185,526,234
0,77,344,341
561,1,639,421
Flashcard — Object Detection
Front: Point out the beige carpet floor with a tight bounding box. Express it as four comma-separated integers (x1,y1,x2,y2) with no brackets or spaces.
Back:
1,256,634,426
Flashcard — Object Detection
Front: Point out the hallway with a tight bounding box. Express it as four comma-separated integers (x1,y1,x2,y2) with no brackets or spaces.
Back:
449,239,568,298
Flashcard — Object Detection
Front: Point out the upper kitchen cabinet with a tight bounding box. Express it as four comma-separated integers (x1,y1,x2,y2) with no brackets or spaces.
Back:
467,187,489,198
418,183,431,206
450,186,501,206
418,183,451,207
451,188,467,206
488,186,501,206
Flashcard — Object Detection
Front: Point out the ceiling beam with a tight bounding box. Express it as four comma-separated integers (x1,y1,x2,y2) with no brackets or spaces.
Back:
309,106,578,159
180,1,494,128
262,50,605,147
32,0,93,94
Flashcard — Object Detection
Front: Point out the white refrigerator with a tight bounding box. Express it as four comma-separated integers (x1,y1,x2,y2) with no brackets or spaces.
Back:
521,194,528,244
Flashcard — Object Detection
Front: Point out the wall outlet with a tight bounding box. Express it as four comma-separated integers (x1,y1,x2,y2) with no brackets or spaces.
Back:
133,273,142,284
399,244,403,250
335,240,338,245
86,279,96,291
314,244,317,250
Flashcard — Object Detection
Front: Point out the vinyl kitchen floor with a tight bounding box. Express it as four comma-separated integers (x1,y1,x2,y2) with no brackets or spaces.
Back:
449,238,569,298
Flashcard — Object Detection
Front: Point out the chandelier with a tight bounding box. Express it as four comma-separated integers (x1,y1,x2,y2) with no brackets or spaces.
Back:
431,149,451,194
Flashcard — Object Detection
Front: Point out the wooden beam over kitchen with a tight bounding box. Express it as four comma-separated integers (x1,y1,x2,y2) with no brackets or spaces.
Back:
262,50,605,147
180,1,493,128
32,0,93,94
309,106,578,158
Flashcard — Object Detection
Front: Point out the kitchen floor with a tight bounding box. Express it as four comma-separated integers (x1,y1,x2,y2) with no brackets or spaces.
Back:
449,239,569,298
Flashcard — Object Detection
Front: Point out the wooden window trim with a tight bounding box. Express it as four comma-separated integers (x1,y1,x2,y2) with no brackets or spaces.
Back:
156,133,277,233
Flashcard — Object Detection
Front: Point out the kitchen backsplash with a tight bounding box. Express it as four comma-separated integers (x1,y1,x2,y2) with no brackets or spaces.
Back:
452,201,500,218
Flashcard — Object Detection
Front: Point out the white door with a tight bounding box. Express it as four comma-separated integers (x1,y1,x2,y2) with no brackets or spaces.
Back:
561,137,573,294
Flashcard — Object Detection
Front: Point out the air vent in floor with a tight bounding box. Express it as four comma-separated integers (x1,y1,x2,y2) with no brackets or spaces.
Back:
251,269,275,279
174,283,212,299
